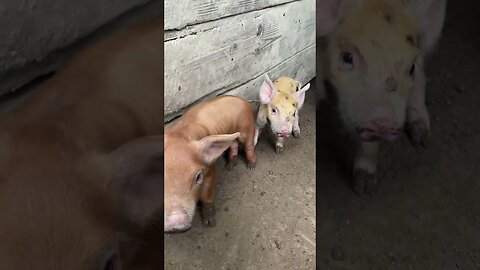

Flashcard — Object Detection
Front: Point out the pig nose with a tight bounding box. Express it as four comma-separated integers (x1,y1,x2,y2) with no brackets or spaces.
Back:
164,210,191,232
278,126,289,137
357,118,401,142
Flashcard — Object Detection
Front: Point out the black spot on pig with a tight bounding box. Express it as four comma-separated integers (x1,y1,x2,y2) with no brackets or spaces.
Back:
406,34,419,48
406,35,414,46
383,13,393,24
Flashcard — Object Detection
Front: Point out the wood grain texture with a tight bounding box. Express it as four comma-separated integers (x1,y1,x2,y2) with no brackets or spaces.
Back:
164,0,315,118
165,43,316,122
164,0,296,30
0,0,162,97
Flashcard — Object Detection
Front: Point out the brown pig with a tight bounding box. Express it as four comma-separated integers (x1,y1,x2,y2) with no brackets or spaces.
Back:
255,74,310,154
0,17,165,269
164,95,256,232
317,0,446,195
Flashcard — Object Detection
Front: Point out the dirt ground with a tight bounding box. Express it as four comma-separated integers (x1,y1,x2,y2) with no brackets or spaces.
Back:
317,1,480,269
164,89,317,269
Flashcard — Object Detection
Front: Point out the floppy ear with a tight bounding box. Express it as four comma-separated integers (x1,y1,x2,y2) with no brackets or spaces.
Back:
404,0,447,52
317,0,345,36
195,133,241,165
108,135,163,226
293,83,310,109
259,74,277,104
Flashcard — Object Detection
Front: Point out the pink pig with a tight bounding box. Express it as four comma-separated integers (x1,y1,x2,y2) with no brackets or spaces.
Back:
317,0,447,195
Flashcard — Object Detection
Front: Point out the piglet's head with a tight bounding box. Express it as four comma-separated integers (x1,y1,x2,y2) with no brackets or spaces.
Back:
318,0,446,142
259,74,310,138
164,132,240,233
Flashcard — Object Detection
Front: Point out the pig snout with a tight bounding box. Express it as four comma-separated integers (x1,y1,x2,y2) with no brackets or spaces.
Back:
164,209,191,232
356,118,402,142
277,125,290,138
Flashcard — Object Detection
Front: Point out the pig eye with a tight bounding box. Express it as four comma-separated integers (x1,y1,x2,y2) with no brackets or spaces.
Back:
194,171,203,185
293,111,296,117
271,107,277,115
341,52,353,64
339,51,354,71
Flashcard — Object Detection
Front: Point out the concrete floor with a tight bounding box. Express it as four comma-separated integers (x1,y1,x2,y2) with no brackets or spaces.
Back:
164,87,316,269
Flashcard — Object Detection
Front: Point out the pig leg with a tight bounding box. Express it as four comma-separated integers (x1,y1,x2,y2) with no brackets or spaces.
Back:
407,57,430,148
255,106,268,146
226,141,239,170
243,129,257,170
353,141,379,196
292,111,301,138
254,124,263,147
275,136,285,154
200,166,216,227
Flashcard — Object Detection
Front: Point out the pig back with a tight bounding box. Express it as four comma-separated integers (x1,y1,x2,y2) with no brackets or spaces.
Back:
168,95,254,140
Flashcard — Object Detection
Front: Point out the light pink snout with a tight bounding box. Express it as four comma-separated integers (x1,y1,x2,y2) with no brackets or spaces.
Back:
164,209,191,232
276,125,291,138
357,118,402,142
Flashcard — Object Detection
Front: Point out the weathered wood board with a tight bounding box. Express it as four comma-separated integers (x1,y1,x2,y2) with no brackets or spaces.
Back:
164,0,296,30
0,0,162,98
164,0,316,119
165,43,316,122
228,43,315,99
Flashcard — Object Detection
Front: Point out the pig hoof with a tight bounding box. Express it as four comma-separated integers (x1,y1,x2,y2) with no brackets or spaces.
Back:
293,129,300,139
201,203,216,228
247,161,256,170
407,121,430,148
353,169,379,197
226,157,238,170
275,145,284,154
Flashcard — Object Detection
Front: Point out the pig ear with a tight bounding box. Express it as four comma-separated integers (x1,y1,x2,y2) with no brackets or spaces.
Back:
294,80,302,91
300,83,311,92
405,0,447,52
294,83,310,109
259,74,277,104
195,133,241,165
317,0,344,36
108,136,164,226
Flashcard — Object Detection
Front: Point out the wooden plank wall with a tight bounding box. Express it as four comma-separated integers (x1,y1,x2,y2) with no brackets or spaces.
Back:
0,0,156,97
164,0,316,121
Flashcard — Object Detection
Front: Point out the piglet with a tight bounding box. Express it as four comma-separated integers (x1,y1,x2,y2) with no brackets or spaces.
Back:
164,95,256,232
255,74,310,154
317,0,446,195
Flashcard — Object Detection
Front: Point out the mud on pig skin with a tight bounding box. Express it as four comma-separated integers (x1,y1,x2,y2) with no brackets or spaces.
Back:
255,74,310,154
164,95,257,233
317,0,447,195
